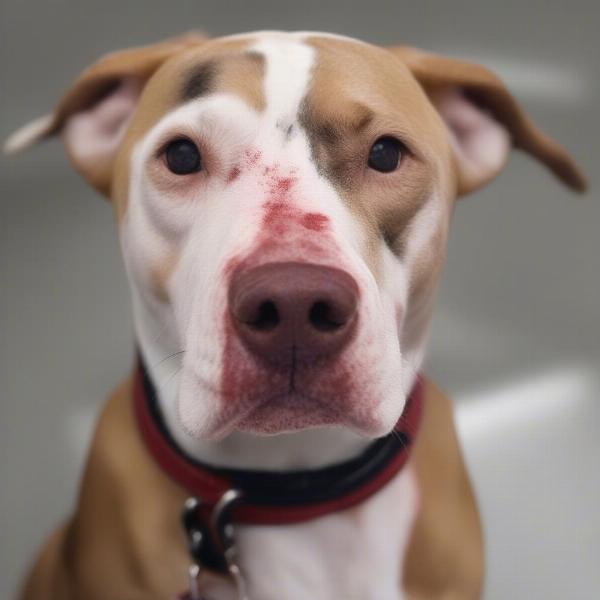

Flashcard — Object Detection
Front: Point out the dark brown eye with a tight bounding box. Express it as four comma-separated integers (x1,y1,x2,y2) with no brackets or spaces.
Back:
165,139,201,175
368,137,403,173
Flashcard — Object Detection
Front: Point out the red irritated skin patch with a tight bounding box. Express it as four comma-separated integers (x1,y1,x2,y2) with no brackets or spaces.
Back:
301,212,330,232
261,163,330,237
261,193,331,237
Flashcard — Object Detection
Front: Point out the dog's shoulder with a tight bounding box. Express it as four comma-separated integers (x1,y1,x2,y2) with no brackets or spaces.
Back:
403,377,484,599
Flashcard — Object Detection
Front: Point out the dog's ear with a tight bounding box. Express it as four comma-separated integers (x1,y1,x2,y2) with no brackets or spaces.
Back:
4,32,206,195
389,46,587,196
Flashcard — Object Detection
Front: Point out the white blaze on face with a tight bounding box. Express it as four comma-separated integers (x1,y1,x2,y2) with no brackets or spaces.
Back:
251,35,314,131
120,32,427,468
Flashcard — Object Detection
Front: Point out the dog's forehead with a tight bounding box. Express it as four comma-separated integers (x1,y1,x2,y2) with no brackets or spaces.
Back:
132,31,437,139
179,32,432,126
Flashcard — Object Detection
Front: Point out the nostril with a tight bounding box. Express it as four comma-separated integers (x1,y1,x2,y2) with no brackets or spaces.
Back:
309,300,346,332
246,300,279,331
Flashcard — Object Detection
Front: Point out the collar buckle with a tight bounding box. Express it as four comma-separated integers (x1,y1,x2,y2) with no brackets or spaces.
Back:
181,490,248,600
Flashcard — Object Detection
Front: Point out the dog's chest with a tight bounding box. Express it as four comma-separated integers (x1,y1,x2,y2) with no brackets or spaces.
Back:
202,466,419,600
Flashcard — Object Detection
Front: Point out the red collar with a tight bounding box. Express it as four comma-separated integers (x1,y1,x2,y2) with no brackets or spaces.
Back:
133,359,423,526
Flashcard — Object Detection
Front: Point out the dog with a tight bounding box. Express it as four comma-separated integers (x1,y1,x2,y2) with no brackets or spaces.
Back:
6,30,586,600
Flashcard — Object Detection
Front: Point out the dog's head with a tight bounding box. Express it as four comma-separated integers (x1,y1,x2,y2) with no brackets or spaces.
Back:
7,32,585,455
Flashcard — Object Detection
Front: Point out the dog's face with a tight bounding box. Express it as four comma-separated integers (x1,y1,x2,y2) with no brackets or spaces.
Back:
120,34,455,441
7,31,584,448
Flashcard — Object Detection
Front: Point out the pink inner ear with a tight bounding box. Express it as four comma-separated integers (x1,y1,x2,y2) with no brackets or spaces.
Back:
63,78,141,172
435,87,511,193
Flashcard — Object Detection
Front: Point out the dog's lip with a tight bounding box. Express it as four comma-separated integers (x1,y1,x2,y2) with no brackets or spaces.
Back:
203,390,334,439
233,393,341,435
207,390,382,440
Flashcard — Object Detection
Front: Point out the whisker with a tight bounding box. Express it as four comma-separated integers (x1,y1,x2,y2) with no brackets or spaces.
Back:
153,350,186,369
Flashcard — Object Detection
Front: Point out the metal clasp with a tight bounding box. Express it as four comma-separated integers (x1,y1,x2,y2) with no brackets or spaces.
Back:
181,490,248,600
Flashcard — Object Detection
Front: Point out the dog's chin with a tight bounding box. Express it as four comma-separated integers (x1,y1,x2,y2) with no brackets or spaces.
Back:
178,383,390,442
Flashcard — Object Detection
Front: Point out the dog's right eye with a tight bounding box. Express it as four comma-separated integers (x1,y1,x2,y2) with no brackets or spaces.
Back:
368,137,404,173
164,139,202,175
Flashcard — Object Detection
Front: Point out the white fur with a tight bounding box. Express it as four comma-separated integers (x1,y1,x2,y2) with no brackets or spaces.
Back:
250,35,314,126
237,466,418,600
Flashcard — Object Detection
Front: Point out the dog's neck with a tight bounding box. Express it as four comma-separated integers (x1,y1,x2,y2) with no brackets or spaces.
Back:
132,291,372,471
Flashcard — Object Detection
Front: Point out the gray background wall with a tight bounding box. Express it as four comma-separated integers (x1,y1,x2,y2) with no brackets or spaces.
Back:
1,1,598,598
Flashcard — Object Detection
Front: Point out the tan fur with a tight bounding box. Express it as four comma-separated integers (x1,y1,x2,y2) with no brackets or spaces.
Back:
403,381,484,599
19,379,189,600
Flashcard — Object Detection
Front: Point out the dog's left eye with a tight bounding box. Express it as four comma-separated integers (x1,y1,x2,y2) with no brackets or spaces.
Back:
165,139,202,175
368,137,404,173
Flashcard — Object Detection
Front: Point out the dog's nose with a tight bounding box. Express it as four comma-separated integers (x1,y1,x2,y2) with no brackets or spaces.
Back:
229,262,359,365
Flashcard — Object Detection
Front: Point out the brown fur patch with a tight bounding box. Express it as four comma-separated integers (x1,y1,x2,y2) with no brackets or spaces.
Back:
181,60,217,99
300,37,453,281
403,379,484,598
217,51,265,113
